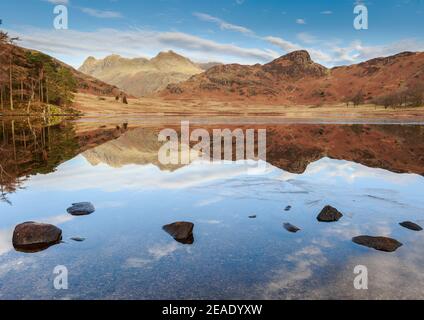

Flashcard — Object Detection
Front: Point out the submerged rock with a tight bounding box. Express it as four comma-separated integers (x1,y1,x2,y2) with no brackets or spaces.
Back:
352,236,403,252
12,222,62,253
163,222,194,245
285,206,292,212
283,223,300,233
317,205,343,222
67,202,95,216
399,221,423,231
71,237,86,242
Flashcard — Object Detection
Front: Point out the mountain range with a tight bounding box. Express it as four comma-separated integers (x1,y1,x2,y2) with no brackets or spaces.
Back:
161,50,424,105
79,51,221,97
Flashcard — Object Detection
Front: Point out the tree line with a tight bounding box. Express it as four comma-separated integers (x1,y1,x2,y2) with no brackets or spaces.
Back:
0,30,77,113
344,83,423,108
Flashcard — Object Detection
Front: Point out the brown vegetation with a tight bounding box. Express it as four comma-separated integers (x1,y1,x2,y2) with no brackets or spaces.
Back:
160,50,424,107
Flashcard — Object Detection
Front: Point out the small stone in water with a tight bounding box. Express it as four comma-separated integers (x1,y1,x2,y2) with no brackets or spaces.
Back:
399,221,423,231
283,223,301,233
67,202,95,216
71,237,86,242
352,236,403,252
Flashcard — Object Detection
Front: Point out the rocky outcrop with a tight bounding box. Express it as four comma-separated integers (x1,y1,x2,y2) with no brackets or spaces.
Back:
352,236,403,252
12,222,62,252
263,50,328,78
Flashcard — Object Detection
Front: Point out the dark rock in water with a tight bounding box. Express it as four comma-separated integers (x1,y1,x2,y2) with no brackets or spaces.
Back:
317,205,343,222
163,222,194,245
249,215,257,219
285,206,292,211
352,236,403,252
283,223,300,233
71,237,86,242
399,221,423,231
67,202,95,216
12,222,62,253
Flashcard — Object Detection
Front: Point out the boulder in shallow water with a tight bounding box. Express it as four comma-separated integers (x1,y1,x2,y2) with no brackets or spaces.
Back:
399,221,423,231
67,202,95,216
163,222,194,245
283,223,300,233
352,236,403,252
12,222,62,253
317,205,343,222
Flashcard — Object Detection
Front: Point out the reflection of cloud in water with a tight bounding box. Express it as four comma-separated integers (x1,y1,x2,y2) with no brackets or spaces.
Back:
0,229,14,256
148,242,179,259
259,215,420,299
261,245,327,299
292,158,421,185
0,258,31,279
27,157,276,192
298,233,424,299
197,219,222,225
125,242,183,268
194,197,224,207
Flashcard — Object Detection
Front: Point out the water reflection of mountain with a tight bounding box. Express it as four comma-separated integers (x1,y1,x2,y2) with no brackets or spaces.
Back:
2,120,424,202
82,124,424,176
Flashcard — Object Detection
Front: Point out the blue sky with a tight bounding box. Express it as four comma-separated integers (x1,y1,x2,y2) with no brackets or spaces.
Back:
0,0,423,68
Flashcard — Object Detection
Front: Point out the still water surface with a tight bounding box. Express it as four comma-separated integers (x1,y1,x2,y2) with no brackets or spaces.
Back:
0,119,424,299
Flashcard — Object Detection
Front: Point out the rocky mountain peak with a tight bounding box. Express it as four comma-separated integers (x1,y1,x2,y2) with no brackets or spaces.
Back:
264,50,327,78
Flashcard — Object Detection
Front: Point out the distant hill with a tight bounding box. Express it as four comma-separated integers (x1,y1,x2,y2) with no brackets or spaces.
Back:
161,50,424,106
79,51,207,97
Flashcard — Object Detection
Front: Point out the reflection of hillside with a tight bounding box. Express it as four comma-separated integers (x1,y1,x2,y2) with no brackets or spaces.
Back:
0,119,129,202
82,124,424,176
0,119,79,202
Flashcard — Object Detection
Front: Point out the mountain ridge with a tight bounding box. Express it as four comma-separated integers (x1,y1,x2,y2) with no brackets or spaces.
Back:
160,49,424,106
78,51,214,97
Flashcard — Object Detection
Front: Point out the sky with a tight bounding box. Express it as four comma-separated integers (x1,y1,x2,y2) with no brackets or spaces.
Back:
0,0,423,68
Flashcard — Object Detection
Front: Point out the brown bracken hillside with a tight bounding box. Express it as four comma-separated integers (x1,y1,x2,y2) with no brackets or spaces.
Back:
161,50,424,106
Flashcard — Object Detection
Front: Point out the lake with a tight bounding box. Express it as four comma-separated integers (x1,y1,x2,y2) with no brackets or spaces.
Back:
1,118,424,299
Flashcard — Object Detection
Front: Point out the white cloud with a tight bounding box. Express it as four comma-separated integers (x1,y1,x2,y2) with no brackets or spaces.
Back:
296,18,306,25
80,7,122,19
193,12,253,35
6,27,277,67
297,32,318,44
45,0,69,4
320,10,333,15
264,35,332,63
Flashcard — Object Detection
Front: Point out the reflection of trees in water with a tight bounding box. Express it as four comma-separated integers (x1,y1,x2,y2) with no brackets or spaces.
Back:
0,118,79,203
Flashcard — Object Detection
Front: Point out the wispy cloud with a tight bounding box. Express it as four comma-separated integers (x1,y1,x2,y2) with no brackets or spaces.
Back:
297,32,318,44
7,27,277,67
80,7,123,19
296,18,306,25
320,10,333,15
44,0,69,4
193,12,253,35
